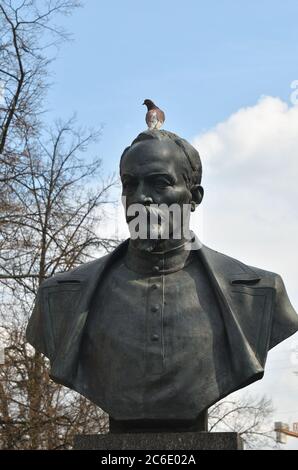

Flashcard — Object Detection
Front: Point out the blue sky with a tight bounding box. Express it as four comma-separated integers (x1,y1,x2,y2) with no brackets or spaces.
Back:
44,1,298,448
47,0,298,173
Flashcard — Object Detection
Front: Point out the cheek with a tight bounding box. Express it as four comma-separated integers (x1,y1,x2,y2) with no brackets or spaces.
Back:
160,186,192,205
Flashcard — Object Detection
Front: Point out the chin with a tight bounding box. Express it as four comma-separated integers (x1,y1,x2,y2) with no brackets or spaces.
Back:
130,238,160,253
129,223,162,250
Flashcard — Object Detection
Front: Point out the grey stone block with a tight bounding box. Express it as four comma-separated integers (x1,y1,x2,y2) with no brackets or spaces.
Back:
74,432,243,450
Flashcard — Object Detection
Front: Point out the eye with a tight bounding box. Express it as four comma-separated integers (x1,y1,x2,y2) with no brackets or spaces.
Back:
153,177,173,189
122,179,137,192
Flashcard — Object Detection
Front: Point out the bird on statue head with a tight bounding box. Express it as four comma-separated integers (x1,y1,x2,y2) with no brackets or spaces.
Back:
143,99,165,130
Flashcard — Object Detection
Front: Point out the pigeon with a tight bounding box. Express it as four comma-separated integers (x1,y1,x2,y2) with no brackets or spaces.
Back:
143,99,165,130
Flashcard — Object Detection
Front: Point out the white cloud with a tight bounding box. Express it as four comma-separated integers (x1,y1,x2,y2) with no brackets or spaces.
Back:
192,96,298,448
193,96,298,178
192,96,298,291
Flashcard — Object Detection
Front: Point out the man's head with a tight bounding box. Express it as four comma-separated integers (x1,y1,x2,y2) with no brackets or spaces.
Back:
120,130,204,251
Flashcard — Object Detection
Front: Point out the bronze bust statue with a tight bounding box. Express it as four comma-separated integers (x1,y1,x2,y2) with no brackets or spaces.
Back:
26,130,298,433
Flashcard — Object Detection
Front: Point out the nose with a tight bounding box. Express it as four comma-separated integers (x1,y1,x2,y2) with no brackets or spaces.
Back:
133,181,153,205
140,195,153,206
135,193,154,207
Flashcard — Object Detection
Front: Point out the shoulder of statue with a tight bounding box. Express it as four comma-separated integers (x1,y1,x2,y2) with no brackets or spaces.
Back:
200,243,278,286
39,240,129,288
41,257,109,288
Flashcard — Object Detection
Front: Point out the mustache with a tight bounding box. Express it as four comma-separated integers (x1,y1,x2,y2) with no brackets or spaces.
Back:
126,204,167,223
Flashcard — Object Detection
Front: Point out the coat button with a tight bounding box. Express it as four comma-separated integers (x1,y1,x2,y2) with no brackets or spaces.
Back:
151,334,159,341
151,283,159,290
151,305,159,312
153,265,160,272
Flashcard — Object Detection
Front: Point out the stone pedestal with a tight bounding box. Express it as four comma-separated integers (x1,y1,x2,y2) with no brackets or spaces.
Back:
74,432,243,450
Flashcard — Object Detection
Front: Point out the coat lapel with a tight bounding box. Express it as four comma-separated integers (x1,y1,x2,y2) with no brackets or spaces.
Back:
199,245,274,385
50,240,130,386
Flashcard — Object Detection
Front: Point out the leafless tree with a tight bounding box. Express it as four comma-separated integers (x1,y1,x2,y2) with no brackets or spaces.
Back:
0,1,120,449
209,394,278,449
0,0,80,156
0,321,109,449
0,118,118,449
0,0,81,227
0,117,117,289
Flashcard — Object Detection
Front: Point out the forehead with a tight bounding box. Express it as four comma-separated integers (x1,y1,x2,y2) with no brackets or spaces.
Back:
120,139,189,177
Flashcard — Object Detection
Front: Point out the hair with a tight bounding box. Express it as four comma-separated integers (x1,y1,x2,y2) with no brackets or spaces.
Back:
119,129,202,187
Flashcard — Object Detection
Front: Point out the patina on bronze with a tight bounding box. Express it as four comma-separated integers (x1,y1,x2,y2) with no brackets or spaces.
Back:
26,130,298,433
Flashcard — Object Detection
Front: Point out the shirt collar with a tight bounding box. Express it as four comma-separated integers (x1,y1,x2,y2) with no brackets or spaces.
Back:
124,236,198,275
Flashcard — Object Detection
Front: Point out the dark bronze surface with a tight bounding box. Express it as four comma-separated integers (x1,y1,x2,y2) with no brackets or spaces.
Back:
109,410,208,433
26,130,298,432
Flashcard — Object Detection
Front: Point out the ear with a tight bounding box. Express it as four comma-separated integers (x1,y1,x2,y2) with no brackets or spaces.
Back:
190,185,204,211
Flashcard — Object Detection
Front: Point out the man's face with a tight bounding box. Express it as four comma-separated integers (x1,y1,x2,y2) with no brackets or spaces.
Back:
120,139,194,247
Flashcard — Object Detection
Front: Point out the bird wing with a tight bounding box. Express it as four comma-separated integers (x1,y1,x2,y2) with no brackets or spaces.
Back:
157,108,165,122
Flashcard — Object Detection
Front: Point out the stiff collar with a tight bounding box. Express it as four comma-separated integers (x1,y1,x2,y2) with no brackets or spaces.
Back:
124,237,199,275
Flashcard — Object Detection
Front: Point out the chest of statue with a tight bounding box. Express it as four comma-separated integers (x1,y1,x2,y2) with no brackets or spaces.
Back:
80,256,228,420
